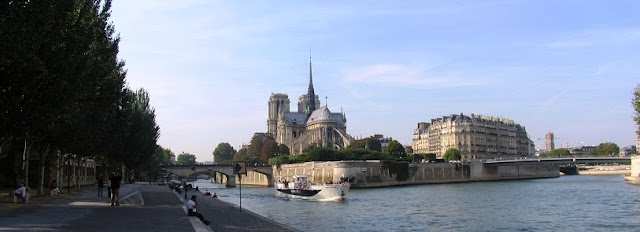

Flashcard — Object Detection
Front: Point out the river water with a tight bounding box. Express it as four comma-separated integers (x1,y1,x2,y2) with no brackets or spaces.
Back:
192,175,640,231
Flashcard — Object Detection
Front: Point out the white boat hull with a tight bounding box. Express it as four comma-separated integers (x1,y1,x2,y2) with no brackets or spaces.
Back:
275,183,350,201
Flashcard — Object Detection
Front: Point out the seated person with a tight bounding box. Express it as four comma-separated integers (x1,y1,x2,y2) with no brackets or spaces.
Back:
14,185,28,203
212,192,217,198
50,180,60,196
203,190,211,196
186,195,211,225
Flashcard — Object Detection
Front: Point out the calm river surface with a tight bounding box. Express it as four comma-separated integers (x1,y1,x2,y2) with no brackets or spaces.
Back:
193,175,640,231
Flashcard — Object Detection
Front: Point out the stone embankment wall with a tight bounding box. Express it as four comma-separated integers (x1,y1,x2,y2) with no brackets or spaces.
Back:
210,171,270,186
235,171,270,186
276,160,559,188
625,156,640,185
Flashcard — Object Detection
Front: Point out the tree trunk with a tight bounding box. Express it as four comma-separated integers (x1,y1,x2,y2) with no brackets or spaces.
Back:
76,158,80,190
23,140,33,188
38,145,50,196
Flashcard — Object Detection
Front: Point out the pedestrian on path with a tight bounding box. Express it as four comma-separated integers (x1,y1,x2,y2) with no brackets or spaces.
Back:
50,180,60,196
14,183,28,203
187,195,211,225
109,172,122,206
107,178,111,198
97,174,104,198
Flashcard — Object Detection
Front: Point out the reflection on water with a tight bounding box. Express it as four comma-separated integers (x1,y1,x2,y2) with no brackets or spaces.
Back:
190,176,640,231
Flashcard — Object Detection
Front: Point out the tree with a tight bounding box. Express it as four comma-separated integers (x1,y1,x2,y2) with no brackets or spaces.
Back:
277,144,290,156
590,142,620,157
347,137,381,151
366,138,382,151
384,140,406,159
260,140,279,163
212,142,236,163
177,152,197,165
347,139,366,149
233,148,248,162
247,133,274,162
541,148,571,158
303,146,344,161
634,84,640,138
0,0,142,191
155,146,173,166
443,148,461,162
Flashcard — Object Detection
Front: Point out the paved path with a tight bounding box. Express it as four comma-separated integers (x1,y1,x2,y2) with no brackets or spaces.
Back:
0,184,193,232
185,190,296,232
0,184,296,232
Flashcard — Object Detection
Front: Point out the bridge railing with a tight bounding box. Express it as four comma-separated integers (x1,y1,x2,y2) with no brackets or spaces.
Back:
484,157,631,165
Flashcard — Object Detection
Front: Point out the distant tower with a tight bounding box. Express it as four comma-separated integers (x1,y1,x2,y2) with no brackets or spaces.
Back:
546,131,555,151
267,94,290,137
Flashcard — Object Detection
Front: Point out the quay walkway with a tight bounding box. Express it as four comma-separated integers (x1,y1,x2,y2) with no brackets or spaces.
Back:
0,183,294,232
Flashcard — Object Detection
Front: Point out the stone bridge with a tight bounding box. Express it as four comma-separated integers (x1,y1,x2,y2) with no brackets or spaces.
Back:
162,165,273,187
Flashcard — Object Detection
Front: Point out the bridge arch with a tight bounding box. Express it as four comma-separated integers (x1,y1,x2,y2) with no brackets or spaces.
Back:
162,165,274,187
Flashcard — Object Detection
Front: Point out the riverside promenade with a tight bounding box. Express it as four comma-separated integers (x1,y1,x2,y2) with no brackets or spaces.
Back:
0,183,294,232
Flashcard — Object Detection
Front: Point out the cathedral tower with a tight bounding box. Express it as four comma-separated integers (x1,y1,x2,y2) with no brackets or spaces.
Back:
268,94,290,137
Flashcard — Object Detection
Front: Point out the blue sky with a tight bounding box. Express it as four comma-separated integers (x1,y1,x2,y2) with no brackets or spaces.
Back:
110,0,640,162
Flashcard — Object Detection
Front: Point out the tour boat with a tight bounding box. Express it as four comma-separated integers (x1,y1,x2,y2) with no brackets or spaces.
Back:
274,174,350,201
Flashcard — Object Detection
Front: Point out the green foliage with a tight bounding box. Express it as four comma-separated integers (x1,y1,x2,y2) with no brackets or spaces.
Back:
443,148,461,162
0,0,163,186
212,142,236,164
366,138,382,151
342,148,383,160
268,155,289,169
177,152,197,165
540,148,571,158
633,84,640,138
590,142,620,157
233,148,247,161
304,146,345,161
347,138,381,151
155,146,173,166
384,140,407,159
277,144,290,156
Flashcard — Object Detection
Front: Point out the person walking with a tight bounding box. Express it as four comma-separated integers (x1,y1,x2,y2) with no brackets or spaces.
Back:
109,172,122,206
96,174,104,198
106,178,111,199
186,195,211,225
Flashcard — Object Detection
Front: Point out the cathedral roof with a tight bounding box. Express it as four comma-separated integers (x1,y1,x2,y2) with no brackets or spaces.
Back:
282,112,307,125
306,106,344,125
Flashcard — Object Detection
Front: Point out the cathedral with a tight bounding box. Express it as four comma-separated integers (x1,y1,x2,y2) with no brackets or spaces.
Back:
267,59,353,154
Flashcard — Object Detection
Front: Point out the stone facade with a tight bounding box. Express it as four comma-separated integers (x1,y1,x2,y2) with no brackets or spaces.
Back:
267,59,353,154
412,113,535,160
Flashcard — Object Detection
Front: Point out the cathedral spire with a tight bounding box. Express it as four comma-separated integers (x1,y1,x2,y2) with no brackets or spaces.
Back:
307,51,316,114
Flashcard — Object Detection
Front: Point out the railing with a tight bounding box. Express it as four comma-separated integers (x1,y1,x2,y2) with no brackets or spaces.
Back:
484,157,631,165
